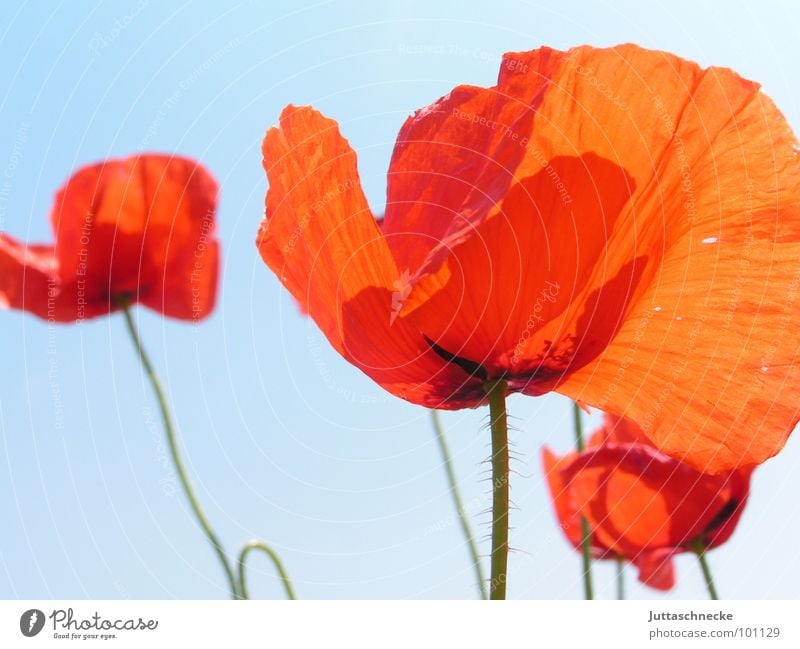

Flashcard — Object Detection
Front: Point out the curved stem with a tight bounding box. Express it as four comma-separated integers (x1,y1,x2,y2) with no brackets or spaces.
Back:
237,540,297,600
430,410,488,600
572,402,594,600
615,555,625,600
691,539,719,600
120,305,238,599
485,379,509,600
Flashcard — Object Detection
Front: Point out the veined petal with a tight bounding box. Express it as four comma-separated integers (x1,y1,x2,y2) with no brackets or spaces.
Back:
259,106,472,406
587,413,656,448
401,153,638,384
383,50,566,275
498,44,800,472
260,44,800,447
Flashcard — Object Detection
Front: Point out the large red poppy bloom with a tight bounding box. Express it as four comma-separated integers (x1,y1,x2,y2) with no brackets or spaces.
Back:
543,414,752,591
257,43,800,472
0,154,219,322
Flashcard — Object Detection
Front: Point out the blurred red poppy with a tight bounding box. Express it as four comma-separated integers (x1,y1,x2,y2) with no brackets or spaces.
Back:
543,414,752,590
257,43,800,471
0,154,219,322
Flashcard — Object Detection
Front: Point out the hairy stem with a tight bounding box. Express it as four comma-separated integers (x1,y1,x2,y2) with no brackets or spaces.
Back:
485,379,509,600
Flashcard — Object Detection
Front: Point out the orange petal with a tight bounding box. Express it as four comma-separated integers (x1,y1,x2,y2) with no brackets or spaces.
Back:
508,44,800,472
587,413,654,448
259,106,472,406
401,153,638,384
261,44,800,430
563,443,750,555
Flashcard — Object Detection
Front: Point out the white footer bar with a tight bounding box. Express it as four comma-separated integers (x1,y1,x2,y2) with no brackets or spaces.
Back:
1,600,795,648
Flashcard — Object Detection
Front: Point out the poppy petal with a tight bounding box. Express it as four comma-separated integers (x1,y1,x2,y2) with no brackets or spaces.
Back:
563,443,749,554
259,106,473,406
513,44,800,472
0,236,108,321
382,51,559,274
135,156,220,320
400,153,638,384
50,155,219,319
259,105,396,346
587,413,655,448
542,447,583,548
260,44,800,443
633,548,676,591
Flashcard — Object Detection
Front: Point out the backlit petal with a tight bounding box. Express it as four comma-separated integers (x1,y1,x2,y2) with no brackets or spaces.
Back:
515,44,800,471
383,51,560,273
401,153,638,384
563,443,750,553
259,106,472,406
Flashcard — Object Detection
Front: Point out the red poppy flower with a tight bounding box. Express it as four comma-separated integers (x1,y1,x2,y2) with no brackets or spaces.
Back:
0,154,219,322
542,414,752,590
257,43,800,471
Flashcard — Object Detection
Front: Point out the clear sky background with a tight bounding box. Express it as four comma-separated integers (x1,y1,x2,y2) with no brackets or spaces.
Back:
1,0,799,600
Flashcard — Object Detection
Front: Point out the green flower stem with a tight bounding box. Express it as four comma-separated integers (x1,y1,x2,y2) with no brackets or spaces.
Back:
485,379,510,600
572,401,586,453
237,540,297,600
616,555,625,600
120,305,238,599
430,410,488,600
572,402,594,600
691,539,719,600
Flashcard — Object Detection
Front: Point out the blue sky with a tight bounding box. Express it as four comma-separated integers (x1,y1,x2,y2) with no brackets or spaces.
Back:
1,0,799,599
